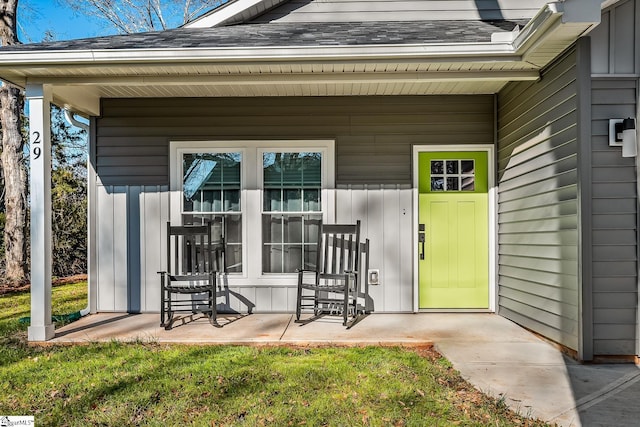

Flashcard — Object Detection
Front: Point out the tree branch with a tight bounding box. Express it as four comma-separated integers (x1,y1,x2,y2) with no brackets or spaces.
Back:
61,0,225,34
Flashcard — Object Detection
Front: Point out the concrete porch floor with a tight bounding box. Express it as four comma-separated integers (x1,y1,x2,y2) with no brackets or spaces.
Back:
51,312,640,427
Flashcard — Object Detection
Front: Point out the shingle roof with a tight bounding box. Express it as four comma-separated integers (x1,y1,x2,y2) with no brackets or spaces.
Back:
3,20,525,51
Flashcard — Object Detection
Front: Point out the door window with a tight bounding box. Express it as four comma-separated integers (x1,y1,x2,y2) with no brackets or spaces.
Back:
429,159,475,192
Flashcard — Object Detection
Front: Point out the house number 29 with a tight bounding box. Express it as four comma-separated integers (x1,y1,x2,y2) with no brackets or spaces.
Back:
32,131,41,160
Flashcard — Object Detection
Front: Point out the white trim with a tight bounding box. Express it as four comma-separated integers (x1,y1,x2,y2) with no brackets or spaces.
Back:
0,42,518,66
512,2,563,51
169,140,335,287
187,0,607,33
411,144,496,313
27,84,55,341
185,0,287,28
25,71,541,86
185,0,259,28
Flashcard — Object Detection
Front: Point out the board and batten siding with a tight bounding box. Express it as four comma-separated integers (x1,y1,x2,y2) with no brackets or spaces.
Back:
589,0,638,76
497,47,580,351
94,185,169,312
93,96,494,313
250,0,549,23
590,79,638,355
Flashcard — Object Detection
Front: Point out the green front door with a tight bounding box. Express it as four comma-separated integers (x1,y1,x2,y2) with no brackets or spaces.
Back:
418,151,489,309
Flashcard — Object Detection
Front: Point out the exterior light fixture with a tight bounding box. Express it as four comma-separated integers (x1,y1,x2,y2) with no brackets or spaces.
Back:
609,118,637,158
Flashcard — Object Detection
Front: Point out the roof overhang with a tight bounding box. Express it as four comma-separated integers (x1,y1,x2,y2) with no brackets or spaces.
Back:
0,1,601,117
185,0,291,28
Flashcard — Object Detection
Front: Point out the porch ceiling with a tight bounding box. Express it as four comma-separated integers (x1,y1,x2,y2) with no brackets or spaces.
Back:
5,60,540,115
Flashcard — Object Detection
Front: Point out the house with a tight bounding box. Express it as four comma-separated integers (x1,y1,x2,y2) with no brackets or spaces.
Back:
0,0,637,362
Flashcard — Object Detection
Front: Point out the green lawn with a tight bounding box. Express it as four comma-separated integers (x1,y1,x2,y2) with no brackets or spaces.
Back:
0,282,548,426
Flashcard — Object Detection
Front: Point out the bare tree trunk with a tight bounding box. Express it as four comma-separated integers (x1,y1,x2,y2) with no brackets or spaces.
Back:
0,0,26,285
0,85,26,284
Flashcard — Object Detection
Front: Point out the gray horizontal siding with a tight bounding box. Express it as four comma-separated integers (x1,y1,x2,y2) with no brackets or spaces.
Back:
497,47,580,351
251,0,548,22
97,96,494,186
590,77,638,356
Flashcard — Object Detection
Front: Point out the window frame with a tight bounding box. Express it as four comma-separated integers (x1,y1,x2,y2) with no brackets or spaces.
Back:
259,149,325,275
170,140,335,285
177,148,245,274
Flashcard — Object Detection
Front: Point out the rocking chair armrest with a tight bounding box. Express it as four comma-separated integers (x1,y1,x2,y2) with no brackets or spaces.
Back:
297,269,319,278
297,269,318,287
157,271,167,275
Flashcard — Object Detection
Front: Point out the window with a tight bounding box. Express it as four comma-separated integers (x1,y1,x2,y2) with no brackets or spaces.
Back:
181,152,242,272
262,152,322,273
430,159,475,192
171,140,334,283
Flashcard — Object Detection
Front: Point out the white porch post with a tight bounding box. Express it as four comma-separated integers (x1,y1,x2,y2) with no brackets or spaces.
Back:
27,84,54,342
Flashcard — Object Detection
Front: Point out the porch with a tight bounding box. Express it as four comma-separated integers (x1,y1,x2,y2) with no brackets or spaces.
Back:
15,0,605,348
52,312,435,347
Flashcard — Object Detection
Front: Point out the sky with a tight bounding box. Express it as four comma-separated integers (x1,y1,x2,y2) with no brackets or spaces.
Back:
18,0,222,43
18,1,112,43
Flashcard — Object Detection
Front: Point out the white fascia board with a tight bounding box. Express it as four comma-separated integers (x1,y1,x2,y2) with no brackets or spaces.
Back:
31,71,541,86
185,0,280,28
511,1,599,54
0,42,518,66
184,0,241,27
512,2,564,51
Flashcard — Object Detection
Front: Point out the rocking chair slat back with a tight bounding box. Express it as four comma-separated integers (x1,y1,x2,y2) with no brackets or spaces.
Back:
296,220,367,328
167,224,221,277
160,221,223,330
319,224,360,277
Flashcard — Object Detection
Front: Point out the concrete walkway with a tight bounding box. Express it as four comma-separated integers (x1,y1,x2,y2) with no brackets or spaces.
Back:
52,312,640,427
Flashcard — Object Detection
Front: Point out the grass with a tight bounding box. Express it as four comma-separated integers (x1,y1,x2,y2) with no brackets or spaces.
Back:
0,282,549,426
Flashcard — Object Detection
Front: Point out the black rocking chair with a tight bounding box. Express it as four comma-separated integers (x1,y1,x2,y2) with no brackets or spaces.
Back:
295,220,369,328
158,221,225,329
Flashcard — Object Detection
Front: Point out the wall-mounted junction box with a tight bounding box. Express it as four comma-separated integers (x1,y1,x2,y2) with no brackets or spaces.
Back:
368,269,380,285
